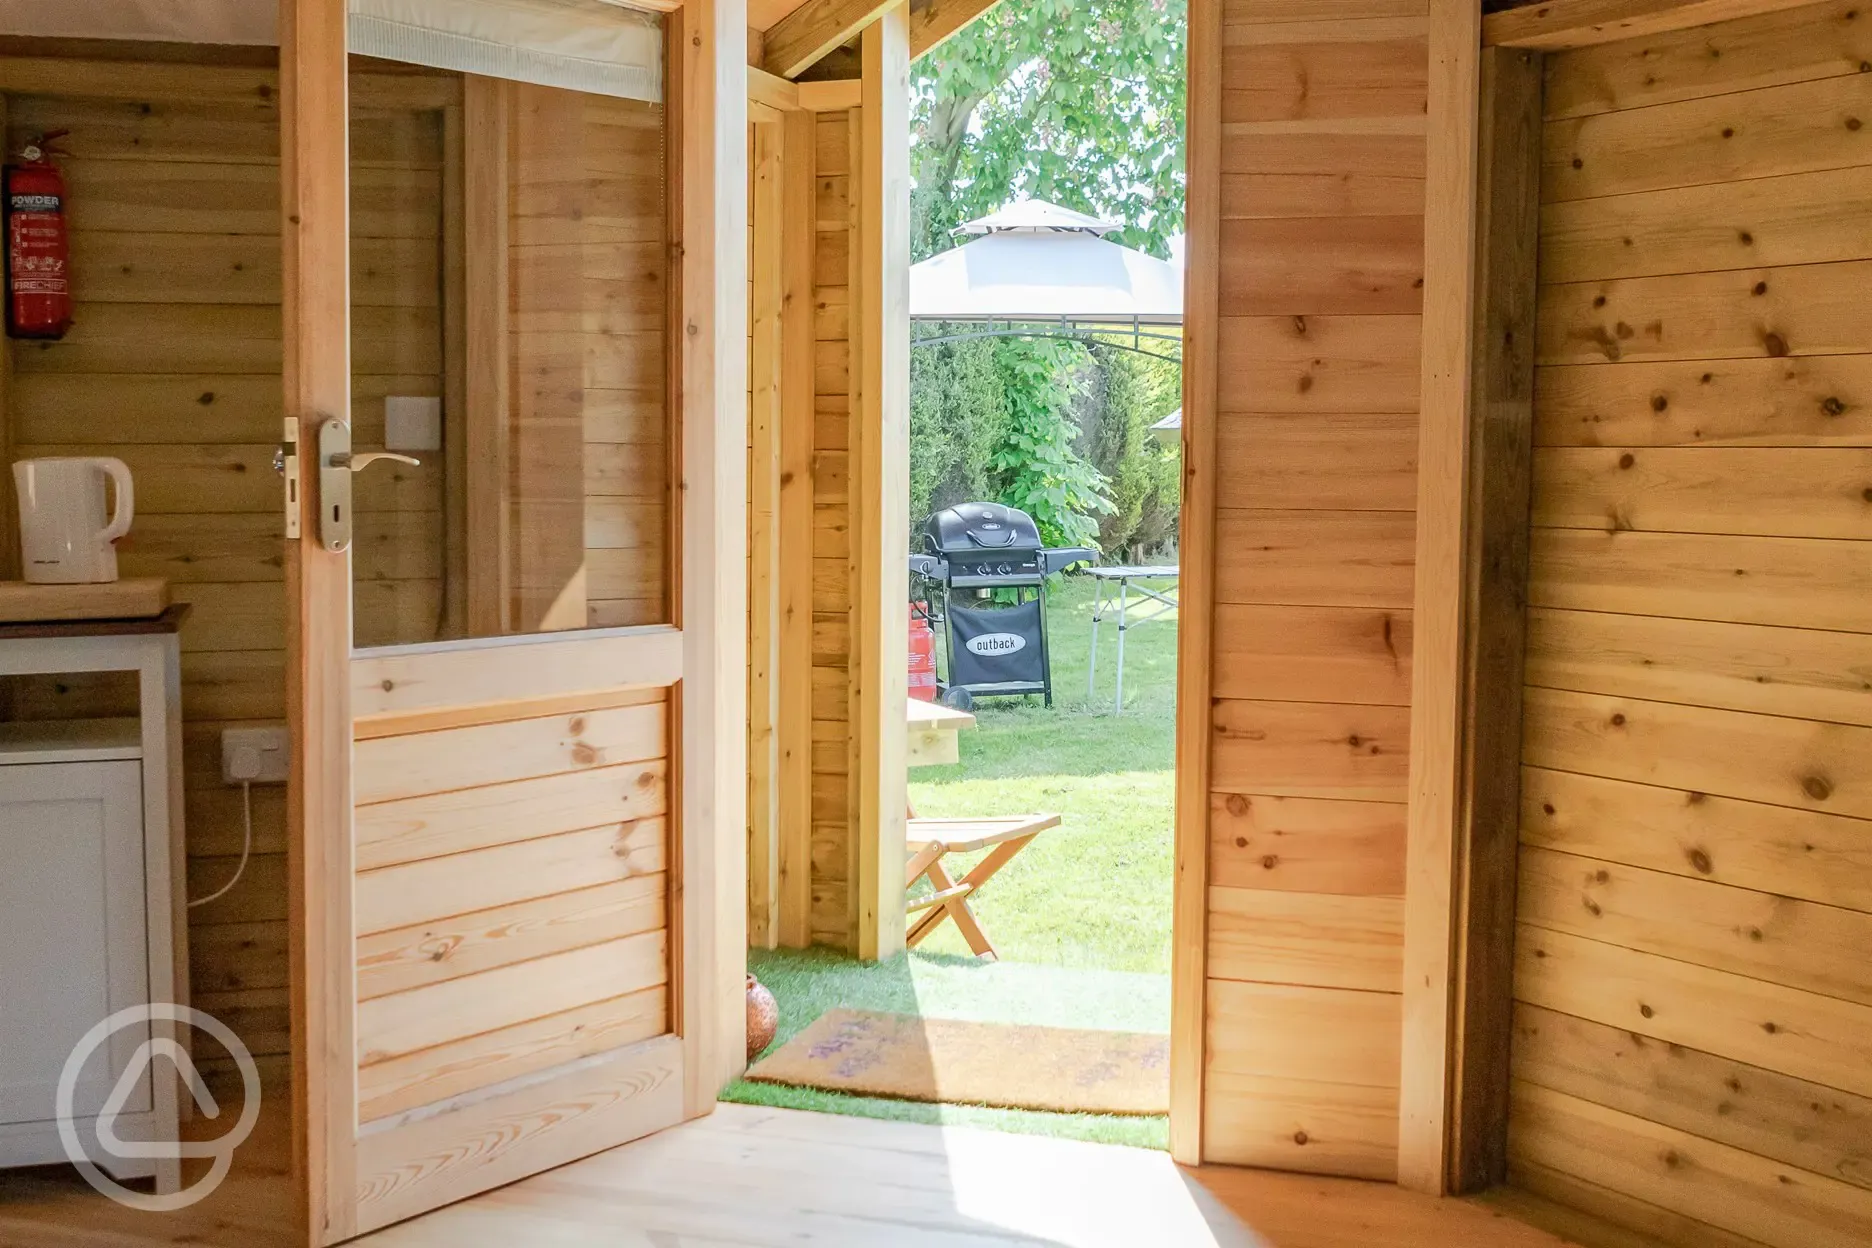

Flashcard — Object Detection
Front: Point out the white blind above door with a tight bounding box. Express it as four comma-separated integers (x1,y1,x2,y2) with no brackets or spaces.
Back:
0,0,664,102
349,0,662,102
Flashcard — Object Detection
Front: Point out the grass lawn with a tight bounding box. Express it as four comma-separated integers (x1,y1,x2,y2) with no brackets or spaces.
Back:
726,572,1179,1148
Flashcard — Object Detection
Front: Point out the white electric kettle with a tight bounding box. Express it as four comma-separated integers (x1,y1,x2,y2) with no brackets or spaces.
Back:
12,456,135,584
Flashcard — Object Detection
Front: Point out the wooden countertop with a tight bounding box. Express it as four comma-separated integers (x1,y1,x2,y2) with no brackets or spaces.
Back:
0,602,191,640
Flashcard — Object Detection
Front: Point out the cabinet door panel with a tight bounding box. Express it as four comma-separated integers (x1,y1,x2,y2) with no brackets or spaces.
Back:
0,760,147,1125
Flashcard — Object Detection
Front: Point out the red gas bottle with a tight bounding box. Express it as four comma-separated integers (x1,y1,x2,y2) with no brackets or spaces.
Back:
908,606,939,702
5,132,73,341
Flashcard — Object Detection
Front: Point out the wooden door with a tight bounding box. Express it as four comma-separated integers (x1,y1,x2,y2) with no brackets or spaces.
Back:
282,0,747,1242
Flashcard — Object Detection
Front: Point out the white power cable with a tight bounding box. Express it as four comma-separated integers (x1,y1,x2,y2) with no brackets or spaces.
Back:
187,780,253,910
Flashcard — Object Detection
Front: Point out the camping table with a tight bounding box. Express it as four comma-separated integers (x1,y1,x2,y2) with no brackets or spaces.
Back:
904,814,1061,960
1086,565,1180,712
906,696,976,767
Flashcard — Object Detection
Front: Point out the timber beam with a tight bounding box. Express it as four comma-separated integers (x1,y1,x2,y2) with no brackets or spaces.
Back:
763,0,898,77
763,0,1001,78
1483,0,1819,48
909,0,1006,58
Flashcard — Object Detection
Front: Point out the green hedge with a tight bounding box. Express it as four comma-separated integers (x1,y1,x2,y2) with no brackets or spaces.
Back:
909,327,1180,558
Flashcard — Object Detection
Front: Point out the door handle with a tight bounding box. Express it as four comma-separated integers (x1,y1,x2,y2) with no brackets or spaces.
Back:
314,419,422,551
331,451,421,473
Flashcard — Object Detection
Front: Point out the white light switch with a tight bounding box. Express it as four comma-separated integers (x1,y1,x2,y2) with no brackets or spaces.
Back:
384,396,443,452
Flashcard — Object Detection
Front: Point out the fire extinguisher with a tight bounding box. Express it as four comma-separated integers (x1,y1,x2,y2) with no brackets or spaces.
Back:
5,131,73,341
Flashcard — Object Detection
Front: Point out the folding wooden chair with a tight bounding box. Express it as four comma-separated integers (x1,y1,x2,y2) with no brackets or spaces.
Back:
904,814,1060,960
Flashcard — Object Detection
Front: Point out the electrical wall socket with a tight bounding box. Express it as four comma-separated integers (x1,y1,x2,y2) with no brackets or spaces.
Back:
222,725,289,785
384,395,443,452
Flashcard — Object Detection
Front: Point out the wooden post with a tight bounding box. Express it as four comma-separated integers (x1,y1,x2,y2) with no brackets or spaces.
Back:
1168,0,1220,1168
672,0,751,1112
851,4,910,962
748,118,785,949
1399,0,1482,1195
1445,43,1542,1195
281,0,357,1240
776,105,817,949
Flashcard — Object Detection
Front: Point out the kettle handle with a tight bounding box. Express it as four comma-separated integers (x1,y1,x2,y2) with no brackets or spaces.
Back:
92,457,134,544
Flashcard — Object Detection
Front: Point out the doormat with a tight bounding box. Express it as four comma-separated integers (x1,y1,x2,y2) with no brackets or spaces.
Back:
744,1008,1168,1115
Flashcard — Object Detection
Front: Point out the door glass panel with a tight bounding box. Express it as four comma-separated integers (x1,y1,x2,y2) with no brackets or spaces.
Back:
348,68,671,648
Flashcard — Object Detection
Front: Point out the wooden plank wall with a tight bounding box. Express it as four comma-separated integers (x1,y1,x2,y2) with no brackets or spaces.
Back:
1200,0,1427,1178
0,60,452,1076
351,689,672,1124
808,108,857,949
1506,5,1872,1245
508,86,669,632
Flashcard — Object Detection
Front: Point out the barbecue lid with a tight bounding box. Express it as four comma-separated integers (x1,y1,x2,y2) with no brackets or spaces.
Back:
921,502,1042,554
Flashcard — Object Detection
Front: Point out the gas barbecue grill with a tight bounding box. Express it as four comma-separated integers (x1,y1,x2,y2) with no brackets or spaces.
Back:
909,502,1096,708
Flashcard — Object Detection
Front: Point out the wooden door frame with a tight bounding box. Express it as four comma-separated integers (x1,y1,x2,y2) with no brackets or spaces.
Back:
285,0,747,1240
281,0,357,1236
1166,0,1220,1171
1397,0,1812,1198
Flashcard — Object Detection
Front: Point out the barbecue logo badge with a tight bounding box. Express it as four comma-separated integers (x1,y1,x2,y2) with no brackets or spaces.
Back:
57,1003,261,1212
965,631,1026,656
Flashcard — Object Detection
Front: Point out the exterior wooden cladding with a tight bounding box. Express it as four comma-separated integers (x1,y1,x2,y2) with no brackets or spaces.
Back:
776,104,818,949
1502,5,1872,1245
807,106,859,950
1195,0,1427,1179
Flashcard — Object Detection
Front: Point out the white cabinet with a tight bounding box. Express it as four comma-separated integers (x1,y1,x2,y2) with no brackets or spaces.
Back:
0,749,150,1128
0,610,187,1192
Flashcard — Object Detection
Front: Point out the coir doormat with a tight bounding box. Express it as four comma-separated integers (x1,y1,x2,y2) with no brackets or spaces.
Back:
744,1008,1168,1115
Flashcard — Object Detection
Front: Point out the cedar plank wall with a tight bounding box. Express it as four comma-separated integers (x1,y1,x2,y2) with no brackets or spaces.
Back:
577,91,668,631
1,60,450,1077
809,109,857,949
1201,0,1426,1177
508,85,669,632
1505,4,1872,1245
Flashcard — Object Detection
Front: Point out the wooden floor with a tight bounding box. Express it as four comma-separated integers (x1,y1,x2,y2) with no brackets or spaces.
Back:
0,1101,1583,1247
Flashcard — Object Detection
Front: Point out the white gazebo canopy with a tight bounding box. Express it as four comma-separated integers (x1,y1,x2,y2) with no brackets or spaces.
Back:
909,199,1184,327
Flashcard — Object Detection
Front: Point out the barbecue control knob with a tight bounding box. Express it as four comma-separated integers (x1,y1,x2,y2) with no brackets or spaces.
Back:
998,562,1011,575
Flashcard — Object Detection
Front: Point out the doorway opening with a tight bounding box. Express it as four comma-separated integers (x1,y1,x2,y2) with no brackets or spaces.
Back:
731,0,1186,1150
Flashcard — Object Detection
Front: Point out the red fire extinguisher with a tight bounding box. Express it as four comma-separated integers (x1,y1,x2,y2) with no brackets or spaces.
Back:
5,131,73,341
